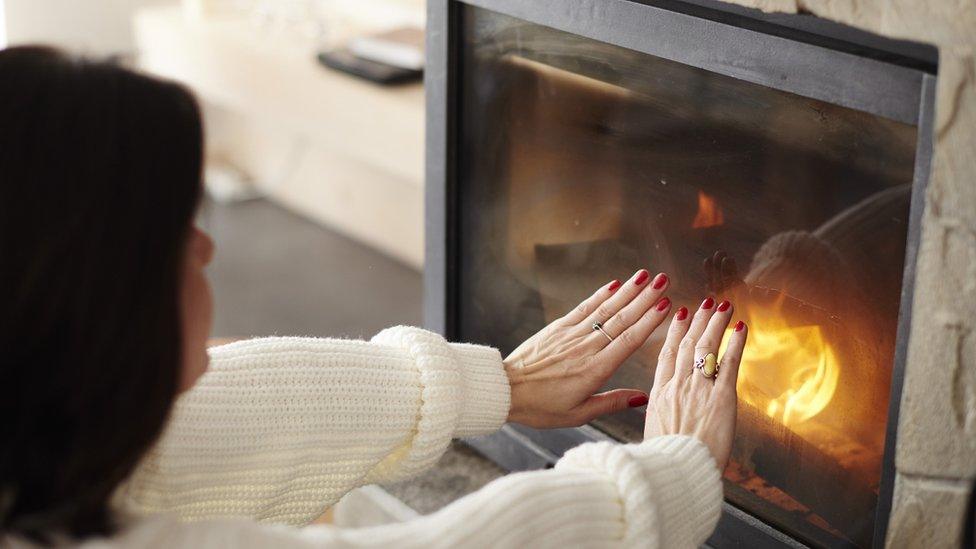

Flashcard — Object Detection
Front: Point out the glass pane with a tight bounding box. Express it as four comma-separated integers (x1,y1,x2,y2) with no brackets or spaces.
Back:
456,6,918,548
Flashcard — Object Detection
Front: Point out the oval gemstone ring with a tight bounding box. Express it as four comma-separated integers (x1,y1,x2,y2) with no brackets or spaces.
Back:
695,353,719,378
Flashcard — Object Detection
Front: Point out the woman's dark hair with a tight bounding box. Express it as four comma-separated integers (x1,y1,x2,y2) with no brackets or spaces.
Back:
0,46,204,542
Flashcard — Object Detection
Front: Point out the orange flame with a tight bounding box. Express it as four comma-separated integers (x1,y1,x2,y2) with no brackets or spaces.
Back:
720,294,839,427
692,190,725,228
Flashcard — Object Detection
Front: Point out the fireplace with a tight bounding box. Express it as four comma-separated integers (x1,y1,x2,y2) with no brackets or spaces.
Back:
425,0,941,547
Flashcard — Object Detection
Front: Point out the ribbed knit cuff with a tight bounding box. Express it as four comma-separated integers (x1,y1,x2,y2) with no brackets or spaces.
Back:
449,342,511,437
627,435,723,546
556,435,722,547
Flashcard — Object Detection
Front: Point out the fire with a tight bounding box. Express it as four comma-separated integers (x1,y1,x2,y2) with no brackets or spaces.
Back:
692,190,724,228
720,294,840,427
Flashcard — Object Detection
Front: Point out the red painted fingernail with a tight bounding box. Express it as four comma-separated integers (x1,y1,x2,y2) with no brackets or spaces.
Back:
701,297,715,309
718,300,731,312
656,297,671,311
652,273,668,289
676,306,688,320
634,270,650,285
628,394,649,407
608,279,621,292
735,320,746,332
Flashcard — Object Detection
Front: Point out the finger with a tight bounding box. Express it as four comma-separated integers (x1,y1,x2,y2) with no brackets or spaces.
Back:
716,320,747,396
714,251,730,290
654,306,690,386
595,295,672,371
598,272,669,339
712,250,724,274
574,388,649,423
691,299,734,390
721,255,739,290
579,269,661,334
714,250,727,271
674,297,717,381
559,278,622,326
721,255,734,277
704,253,718,291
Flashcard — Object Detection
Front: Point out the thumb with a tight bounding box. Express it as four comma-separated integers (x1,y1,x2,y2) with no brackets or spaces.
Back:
576,389,648,423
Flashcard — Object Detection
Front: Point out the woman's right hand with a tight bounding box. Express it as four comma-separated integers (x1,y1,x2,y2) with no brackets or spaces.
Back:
643,298,748,472
504,269,673,429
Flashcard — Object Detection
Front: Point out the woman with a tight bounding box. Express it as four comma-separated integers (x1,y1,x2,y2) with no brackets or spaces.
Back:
0,46,747,548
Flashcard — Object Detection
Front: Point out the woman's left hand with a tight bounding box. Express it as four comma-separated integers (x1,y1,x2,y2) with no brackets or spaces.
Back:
504,269,672,428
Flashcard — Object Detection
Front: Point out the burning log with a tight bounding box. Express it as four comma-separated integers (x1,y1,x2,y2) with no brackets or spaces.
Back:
733,401,878,546
729,282,890,452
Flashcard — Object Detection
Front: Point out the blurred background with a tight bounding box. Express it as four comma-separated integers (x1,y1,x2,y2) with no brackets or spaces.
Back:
0,0,427,340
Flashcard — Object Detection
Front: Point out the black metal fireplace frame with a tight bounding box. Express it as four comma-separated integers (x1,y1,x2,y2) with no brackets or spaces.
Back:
424,0,938,546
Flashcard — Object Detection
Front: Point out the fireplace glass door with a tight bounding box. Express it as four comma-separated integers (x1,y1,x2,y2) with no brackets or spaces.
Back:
455,6,921,548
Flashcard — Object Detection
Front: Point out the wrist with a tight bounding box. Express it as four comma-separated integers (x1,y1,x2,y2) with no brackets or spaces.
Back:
504,359,527,424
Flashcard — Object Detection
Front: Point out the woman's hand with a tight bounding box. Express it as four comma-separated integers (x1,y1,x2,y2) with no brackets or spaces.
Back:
644,298,748,471
703,249,743,295
504,269,672,428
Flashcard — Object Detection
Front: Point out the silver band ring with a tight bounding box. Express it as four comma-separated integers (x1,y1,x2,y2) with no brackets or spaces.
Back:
592,322,614,342
694,353,720,378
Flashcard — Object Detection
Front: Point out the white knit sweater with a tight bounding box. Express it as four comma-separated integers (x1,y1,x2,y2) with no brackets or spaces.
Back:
8,326,723,548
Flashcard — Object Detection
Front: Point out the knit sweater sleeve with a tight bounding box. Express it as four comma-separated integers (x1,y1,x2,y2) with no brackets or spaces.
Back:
111,435,722,549
117,326,511,525
331,435,723,548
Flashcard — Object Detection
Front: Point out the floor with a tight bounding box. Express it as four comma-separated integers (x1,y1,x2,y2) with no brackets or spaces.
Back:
198,198,503,514
383,440,504,515
200,198,423,340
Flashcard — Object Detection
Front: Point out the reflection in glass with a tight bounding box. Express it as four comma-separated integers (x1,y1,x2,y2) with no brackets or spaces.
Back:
456,7,918,548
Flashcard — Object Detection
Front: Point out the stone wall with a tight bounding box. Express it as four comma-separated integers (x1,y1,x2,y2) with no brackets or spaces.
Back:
719,0,976,546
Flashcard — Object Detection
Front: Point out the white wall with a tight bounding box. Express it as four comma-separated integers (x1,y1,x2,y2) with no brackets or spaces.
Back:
0,0,8,48
2,0,425,55
4,0,173,55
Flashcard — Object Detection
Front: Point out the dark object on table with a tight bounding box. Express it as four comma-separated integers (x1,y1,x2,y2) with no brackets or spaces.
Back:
349,27,425,70
317,49,421,85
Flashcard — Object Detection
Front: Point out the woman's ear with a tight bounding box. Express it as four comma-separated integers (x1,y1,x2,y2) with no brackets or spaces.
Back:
191,226,215,266
179,227,215,393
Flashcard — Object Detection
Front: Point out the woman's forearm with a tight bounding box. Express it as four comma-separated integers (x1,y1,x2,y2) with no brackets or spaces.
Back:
146,435,721,549
117,327,511,524
403,435,721,549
